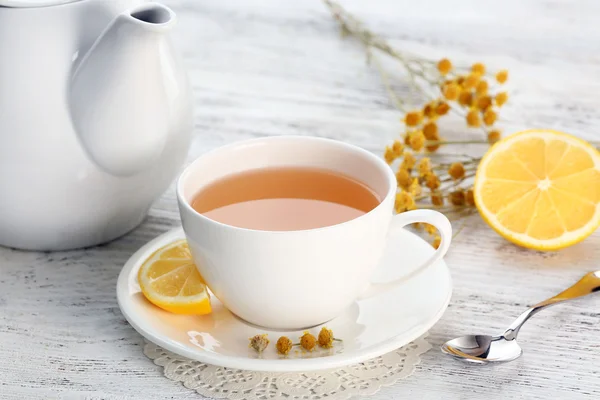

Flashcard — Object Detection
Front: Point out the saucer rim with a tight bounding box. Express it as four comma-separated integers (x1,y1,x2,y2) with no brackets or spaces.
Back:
117,227,452,372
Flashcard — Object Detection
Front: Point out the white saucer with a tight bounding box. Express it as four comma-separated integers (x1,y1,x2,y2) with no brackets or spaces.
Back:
117,227,452,372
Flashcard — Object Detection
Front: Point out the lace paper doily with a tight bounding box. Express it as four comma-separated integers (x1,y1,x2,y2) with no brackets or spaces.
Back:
143,335,431,400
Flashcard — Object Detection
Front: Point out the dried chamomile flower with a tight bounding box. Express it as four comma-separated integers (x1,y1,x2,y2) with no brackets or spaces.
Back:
483,109,497,126
418,157,432,177
276,336,293,355
449,190,466,206
431,192,444,206
426,142,441,153
495,92,508,107
477,95,492,111
408,130,425,151
392,140,404,155
395,190,415,213
466,189,475,207
432,235,442,250
425,173,441,190
396,167,411,190
424,223,437,236
404,111,423,127
437,58,453,75
249,334,270,353
443,82,461,101
476,80,488,95
463,73,480,90
318,327,335,348
471,62,486,75
487,130,501,144
401,151,417,170
384,146,396,164
466,110,481,127
496,70,508,84
300,331,317,352
435,102,450,116
423,102,436,119
458,92,473,107
423,122,438,140
409,178,422,197
448,162,466,180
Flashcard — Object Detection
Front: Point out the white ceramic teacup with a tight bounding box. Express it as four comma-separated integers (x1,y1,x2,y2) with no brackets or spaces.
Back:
177,136,452,329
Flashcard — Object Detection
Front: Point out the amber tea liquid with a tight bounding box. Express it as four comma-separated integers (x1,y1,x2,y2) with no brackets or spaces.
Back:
191,167,381,231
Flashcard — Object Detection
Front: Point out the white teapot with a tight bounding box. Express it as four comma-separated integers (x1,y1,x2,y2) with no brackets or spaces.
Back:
0,0,193,250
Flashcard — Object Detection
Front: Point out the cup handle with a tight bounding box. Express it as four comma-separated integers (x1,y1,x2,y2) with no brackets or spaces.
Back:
358,209,452,300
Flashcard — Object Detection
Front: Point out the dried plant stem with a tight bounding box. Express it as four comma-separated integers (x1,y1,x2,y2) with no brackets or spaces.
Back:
452,212,475,238
367,48,407,112
323,0,428,82
426,140,489,146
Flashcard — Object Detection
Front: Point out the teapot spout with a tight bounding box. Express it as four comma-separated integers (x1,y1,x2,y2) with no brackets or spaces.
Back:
70,3,181,176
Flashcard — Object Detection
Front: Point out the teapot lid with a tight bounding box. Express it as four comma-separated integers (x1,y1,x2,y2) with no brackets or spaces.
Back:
0,0,81,7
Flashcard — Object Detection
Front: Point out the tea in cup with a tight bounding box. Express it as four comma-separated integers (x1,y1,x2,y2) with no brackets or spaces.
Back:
177,136,451,329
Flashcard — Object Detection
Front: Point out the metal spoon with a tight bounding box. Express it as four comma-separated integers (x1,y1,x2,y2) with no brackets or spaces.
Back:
442,270,600,364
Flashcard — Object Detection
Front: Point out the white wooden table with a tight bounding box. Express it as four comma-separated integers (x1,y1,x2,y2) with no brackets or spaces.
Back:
2,0,600,398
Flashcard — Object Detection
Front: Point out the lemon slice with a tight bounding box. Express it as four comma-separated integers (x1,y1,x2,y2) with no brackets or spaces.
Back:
138,239,212,314
474,129,600,251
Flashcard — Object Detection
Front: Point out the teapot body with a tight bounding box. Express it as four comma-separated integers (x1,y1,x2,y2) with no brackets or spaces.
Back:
0,0,193,250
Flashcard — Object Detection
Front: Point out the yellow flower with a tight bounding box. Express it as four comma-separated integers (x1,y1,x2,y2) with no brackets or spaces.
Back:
426,143,441,153
488,130,501,144
409,178,422,197
276,336,293,355
300,331,317,351
437,58,453,75
423,102,437,119
458,91,473,107
318,327,335,348
395,190,416,212
435,102,450,116
476,80,488,95
496,70,509,84
463,73,480,90
448,162,466,180
396,167,412,190
471,63,486,75
483,109,497,126
477,95,492,111
449,190,466,206
424,223,437,235
466,189,475,206
392,139,404,156
418,157,432,177
431,192,444,206
466,110,481,127
443,82,461,101
423,122,439,140
384,146,396,164
432,235,442,249
425,173,441,190
404,111,423,127
408,130,425,151
401,151,417,170
495,92,508,107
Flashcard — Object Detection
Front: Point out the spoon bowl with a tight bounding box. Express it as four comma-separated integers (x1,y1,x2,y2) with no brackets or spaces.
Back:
441,335,523,364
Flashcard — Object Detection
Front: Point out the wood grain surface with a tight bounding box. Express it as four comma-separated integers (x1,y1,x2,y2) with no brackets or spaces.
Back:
1,0,600,398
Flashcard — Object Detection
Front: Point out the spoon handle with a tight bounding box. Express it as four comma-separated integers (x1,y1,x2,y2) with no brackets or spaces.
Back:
503,271,600,340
